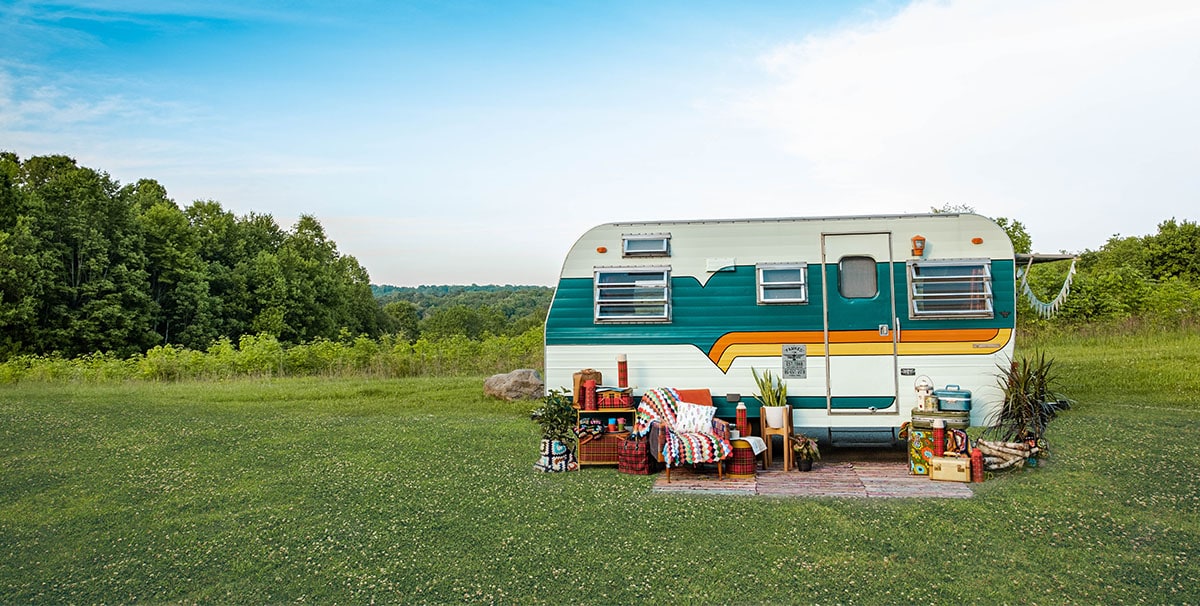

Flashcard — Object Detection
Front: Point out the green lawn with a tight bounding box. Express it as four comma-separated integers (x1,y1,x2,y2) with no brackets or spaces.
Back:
2,333,1198,603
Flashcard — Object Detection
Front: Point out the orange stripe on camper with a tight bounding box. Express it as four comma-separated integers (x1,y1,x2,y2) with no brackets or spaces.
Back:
707,328,1012,372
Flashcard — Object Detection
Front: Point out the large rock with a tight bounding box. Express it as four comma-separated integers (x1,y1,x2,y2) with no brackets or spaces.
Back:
484,369,544,401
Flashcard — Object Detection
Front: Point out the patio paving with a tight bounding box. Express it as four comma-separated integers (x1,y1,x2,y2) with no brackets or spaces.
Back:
650,447,974,498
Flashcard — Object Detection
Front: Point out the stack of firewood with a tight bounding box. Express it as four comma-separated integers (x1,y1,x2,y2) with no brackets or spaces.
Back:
976,439,1039,471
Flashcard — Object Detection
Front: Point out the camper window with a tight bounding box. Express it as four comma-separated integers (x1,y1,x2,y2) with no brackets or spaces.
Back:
594,268,671,322
757,263,808,304
838,256,878,299
908,260,994,318
622,233,671,257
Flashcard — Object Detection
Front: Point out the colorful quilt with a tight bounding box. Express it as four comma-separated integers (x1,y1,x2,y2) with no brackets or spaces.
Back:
633,387,678,437
634,387,732,468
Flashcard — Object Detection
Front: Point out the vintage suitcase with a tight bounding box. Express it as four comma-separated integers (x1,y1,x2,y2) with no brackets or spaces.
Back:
910,409,970,429
935,385,972,411
571,369,603,405
908,428,934,475
930,455,972,482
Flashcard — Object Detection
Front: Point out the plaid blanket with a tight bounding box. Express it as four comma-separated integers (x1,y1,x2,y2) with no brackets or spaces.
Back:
634,387,732,468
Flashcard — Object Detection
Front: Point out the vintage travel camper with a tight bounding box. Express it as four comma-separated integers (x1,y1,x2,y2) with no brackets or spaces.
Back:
544,213,1016,445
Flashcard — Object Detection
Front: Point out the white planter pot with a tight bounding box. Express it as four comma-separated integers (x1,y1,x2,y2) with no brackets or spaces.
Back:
763,406,787,429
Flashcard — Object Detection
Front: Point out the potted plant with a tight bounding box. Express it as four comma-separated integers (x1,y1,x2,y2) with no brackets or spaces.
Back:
790,434,821,471
986,351,1071,446
752,368,788,428
530,389,579,472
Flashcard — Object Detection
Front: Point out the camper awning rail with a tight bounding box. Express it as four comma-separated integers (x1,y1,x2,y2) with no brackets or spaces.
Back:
1015,253,1077,265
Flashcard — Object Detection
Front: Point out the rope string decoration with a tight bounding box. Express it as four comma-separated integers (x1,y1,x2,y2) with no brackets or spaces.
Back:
1018,257,1077,319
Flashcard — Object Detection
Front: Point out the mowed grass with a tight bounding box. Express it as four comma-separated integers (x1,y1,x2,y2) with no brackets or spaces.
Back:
2,333,1198,604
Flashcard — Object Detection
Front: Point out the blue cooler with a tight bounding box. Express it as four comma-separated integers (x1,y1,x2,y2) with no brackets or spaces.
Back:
935,385,972,412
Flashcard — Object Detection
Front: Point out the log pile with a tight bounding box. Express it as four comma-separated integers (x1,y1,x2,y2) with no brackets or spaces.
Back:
976,439,1039,471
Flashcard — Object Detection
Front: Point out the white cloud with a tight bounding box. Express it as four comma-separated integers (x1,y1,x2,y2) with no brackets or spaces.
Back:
741,0,1200,252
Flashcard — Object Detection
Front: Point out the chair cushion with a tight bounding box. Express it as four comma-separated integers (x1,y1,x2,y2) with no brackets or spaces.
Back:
675,401,716,434
675,388,713,405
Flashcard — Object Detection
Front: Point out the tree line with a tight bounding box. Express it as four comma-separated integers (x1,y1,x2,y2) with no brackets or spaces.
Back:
2,152,1192,370
1022,218,1200,330
373,285,553,343
0,153,383,359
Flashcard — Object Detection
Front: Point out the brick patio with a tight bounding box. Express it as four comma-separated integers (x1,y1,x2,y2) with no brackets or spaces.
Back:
650,447,974,498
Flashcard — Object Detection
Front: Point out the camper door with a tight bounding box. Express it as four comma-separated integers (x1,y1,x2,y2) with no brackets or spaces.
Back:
820,232,900,414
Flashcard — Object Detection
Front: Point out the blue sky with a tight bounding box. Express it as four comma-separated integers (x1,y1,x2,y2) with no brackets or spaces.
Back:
3,0,1198,286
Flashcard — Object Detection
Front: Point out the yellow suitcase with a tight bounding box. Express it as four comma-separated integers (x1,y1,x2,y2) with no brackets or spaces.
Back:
929,455,971,482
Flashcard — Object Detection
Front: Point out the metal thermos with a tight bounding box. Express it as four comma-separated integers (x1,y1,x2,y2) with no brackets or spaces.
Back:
971,447,985,482
933,419,945,457
617,354,628,388
583,379,597,411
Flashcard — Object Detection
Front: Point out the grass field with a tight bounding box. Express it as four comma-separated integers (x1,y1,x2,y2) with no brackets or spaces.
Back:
2,332,1198,603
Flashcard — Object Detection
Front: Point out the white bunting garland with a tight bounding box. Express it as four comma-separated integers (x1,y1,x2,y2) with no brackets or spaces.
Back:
1017,257,1077,319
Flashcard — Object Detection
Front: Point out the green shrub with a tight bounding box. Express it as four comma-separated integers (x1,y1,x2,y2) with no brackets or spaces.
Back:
0,325,546,384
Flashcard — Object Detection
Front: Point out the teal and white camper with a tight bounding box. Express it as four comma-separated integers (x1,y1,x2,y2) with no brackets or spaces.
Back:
544,213,1017,445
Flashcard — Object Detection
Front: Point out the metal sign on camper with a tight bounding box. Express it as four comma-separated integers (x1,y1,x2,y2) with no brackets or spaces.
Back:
782,344,807,379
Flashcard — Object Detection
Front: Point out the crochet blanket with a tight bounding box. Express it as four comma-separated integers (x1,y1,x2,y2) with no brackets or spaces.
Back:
634,387,732,468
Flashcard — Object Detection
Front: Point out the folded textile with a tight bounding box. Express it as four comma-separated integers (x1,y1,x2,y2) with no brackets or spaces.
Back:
736,435,768,455
573,424,605,444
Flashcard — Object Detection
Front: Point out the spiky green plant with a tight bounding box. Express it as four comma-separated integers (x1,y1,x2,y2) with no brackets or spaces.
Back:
751,367,788,407
985,351,1072,443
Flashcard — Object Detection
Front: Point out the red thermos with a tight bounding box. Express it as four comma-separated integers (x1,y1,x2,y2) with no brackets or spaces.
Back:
735,403,748,437
583,379,597,411
971,447,985,482
932,419,945,457
617,354,628,388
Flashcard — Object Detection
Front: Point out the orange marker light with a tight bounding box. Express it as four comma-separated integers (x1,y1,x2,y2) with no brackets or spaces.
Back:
971,237,984,245
911,235,926,257
596,246,608,253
